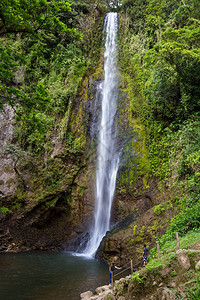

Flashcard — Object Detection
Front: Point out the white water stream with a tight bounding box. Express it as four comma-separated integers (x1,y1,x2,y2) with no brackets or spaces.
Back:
83,12,119,257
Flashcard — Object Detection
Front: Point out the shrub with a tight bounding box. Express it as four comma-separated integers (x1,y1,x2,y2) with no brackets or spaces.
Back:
168,204,200,236
0,207,11,214
153,204,165,216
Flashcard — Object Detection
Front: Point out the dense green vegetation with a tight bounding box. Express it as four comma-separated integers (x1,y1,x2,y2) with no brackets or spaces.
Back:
0,0,106,154
118,0,200,237
0,0,108,215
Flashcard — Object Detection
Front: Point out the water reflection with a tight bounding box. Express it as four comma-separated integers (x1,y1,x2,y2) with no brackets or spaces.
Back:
0,252,108,300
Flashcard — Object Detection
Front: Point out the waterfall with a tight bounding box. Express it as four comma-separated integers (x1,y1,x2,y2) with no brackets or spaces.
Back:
84,12,119,257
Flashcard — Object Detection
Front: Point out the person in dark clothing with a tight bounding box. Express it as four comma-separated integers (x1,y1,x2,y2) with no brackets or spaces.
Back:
142,244,149,267
109,262,121,284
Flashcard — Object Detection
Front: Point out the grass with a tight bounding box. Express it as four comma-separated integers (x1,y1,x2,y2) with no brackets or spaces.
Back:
138,231,200,276
179,231,200,249
152,230,200,257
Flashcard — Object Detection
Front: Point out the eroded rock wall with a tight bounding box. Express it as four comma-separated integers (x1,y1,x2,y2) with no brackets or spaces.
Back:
0,54,105,253
0,105,18,198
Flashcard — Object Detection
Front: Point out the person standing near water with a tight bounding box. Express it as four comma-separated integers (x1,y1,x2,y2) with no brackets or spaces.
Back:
109,262,121,284
142,244,149,267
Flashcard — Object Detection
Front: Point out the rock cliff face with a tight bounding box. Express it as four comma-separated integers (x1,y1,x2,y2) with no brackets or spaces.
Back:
0,147,95,252
0,105,18,199
96,179,175,265
0,57,105,253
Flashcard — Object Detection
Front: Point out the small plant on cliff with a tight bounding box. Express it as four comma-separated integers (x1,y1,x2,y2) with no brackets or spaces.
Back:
131,271,147,284
133,225,137,235
153,204,165,216
0,207,11,214
170,270,177,277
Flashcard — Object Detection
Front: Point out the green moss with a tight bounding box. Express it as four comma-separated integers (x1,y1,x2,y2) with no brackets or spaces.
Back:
153,204,165,216
170,270,177,277
16,189,27,203
135,236,143,242
6,178,15,186
45,195,60,208
0,207,11,214
120,187,127,194
151,219,159,232
13,202,21,210
77,186,85,196
131,271,147,284
139,226,146,236
133,225,138,236
166,201,173,210
188,251,197,258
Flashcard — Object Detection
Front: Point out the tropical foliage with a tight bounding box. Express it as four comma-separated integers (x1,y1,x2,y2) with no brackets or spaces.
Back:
118,0,200,236
0,0,105,154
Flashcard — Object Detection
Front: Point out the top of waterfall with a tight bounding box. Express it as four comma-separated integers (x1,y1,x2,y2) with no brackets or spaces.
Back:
107,0,122,11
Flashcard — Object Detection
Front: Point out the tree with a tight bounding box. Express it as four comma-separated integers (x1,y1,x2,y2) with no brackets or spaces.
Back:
0,0,81,109
105,0,122,10
0,0,73,35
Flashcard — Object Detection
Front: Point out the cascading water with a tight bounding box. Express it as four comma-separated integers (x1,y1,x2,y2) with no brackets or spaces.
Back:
83,12,119,257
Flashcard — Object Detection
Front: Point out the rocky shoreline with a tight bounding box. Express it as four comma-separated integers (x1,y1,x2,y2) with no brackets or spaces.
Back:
80,284,115,300
80,278,129,300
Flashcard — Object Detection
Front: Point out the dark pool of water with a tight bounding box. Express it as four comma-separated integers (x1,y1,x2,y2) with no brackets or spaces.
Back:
0,252,108,300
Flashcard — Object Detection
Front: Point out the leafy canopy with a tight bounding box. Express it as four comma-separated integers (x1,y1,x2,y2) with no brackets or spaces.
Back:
0,0,74,35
